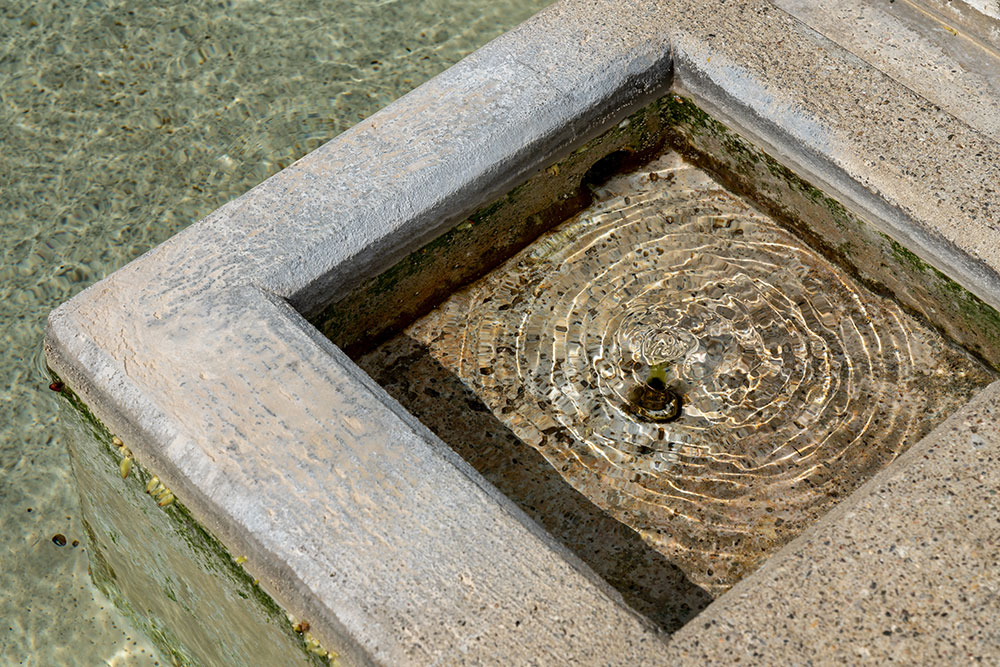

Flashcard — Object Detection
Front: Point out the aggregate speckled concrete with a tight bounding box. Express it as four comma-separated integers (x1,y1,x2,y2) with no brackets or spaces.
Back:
776,0,1000,141
44,0,1000,663
661,380,1000,664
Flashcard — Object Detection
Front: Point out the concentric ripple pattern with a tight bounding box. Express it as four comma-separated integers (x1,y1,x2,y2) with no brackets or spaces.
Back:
401,152,992,593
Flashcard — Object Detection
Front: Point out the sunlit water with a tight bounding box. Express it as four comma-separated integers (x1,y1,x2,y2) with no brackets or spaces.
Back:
363,152,993,605
0,0,550,662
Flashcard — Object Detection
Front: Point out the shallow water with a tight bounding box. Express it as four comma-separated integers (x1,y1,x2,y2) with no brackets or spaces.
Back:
360,152,993,624
0,0,549,662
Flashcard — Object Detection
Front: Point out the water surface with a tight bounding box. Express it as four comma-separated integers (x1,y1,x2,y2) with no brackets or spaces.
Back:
360,152,993,628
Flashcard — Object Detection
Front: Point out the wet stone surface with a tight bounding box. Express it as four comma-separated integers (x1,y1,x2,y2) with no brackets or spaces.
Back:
358,151,994,626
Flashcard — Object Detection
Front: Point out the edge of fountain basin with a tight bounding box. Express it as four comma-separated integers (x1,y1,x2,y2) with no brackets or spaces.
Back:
44,1,681,664
43,0,1000,663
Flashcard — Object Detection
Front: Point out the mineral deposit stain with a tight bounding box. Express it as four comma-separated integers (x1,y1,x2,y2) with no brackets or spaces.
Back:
359,152,993,608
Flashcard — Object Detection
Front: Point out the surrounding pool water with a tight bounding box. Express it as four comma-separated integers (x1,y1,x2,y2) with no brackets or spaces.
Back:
359,152,993,628
0,0,549,662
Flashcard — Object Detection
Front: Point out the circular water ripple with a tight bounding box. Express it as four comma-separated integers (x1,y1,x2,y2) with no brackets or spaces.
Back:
451,157,935,589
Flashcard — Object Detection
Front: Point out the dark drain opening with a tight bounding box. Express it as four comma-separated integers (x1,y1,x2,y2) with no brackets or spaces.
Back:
582,149,634,192
625,376,683,423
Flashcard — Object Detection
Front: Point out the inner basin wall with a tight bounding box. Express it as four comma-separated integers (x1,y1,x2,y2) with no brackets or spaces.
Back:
353,148,994,606
319,92,1000,370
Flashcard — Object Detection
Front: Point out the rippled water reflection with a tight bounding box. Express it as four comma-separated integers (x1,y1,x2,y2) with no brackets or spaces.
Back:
366,152,992,600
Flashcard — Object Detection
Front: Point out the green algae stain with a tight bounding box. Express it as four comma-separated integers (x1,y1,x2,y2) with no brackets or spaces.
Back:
887,237,1000,359
661,95,859,230
51,372,333,666
661,95,1000,369
888,237,932,273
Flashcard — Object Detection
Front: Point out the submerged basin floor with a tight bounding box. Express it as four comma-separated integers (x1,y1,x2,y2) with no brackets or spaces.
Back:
357,151,993,630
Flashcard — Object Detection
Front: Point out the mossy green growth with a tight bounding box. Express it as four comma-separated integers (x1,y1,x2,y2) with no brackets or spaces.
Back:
661,95,1000,369
661,95,857,230
888,237,931,273
315,95,672,355
888,237,1000,359
647,362,668,385
51,370,335,666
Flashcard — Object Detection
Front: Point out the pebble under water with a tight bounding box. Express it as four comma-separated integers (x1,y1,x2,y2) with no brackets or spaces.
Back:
361,151,993,613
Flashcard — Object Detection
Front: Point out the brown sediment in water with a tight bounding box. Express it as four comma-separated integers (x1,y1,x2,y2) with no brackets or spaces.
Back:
358,151,993,617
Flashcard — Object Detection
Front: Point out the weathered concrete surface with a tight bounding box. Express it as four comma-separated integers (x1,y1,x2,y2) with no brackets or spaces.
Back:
44,0,1000,664
776,0,1000,142
668,2,1000,320
661,381,1000,664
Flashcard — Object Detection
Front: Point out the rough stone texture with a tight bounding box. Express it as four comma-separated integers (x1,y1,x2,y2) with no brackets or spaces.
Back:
775,0,1000,142
661,381,1000,664
44,0,1000,664
666,1,1000,319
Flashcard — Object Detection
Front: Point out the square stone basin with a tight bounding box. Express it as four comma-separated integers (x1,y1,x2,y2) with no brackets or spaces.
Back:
44,0,1000,663
353,149,994,632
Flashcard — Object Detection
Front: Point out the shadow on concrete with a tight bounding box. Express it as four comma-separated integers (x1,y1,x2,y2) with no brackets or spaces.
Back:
357,335,713,635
